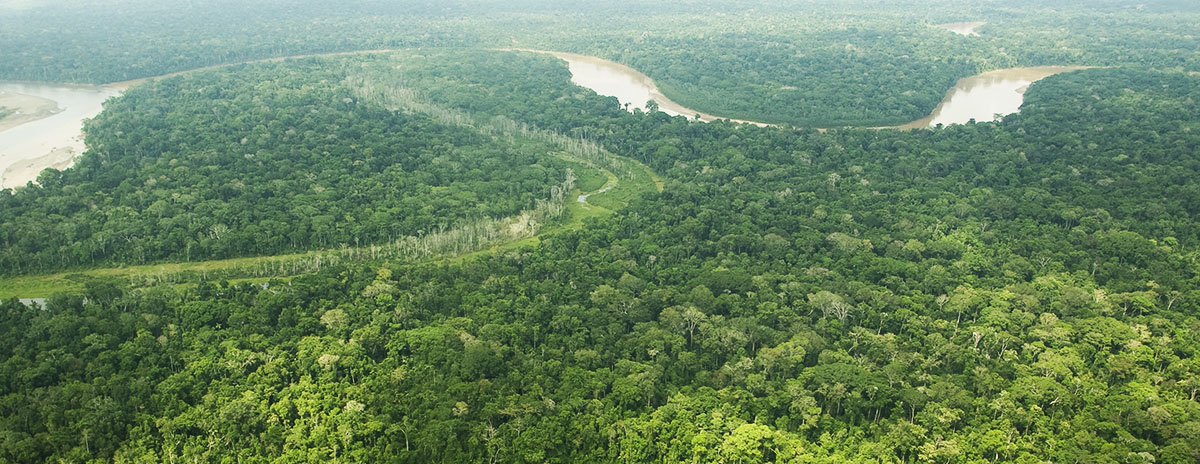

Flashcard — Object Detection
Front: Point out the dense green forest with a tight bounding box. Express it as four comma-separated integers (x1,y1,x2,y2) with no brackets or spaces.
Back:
3,0,1198,125
0,58,580,273
2,47,1199,463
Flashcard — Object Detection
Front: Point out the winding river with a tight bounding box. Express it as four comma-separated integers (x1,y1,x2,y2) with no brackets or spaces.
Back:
530,50,1090,131
891,66,1090,129
0,49,1088,187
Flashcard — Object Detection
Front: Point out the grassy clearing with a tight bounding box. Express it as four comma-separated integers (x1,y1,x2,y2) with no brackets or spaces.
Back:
0,161,651,299
561,158,609,192
176,189,616,291
0,79,666,299
585,157,661,210
442,188,614,266
0,250,325,299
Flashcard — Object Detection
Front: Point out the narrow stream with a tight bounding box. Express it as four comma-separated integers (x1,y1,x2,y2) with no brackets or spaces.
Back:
577,180,616,204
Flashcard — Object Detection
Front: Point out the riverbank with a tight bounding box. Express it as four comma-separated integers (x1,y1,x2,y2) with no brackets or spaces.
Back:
507,49,777,128
0,90,61,132
0,83,120,189
2,146,75,187
513,49,1092,133
0,48,1094,190
886,66,1093,130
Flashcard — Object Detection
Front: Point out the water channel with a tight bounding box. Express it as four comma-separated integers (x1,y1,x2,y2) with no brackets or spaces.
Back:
526,50,1086,130
0,50,1087,188
515,49,774,127
891,66,1090,129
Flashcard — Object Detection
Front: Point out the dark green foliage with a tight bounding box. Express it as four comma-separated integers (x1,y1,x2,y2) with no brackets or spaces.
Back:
0,60,572,274
3,48,1200,463
611,31,977,126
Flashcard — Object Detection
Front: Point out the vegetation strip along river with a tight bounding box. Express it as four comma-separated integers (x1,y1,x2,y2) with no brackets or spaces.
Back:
0,74,662,299
1,47,1088,188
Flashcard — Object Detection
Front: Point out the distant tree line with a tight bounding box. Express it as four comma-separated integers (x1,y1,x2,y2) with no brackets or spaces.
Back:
2,1,1197,125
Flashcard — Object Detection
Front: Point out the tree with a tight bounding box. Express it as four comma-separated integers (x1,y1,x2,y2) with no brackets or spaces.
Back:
807,291,855,323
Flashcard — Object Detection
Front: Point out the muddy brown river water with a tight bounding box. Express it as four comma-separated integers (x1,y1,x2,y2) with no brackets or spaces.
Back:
891,66,1090,129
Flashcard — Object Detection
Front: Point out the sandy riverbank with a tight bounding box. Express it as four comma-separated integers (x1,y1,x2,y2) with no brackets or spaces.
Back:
0,91,62,132
1,146,75,188
508,49,777,128
0,82,120,189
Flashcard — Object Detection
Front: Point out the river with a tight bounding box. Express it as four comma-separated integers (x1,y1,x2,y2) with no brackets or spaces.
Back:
0,82,121,188
0,49,408,190
0,51,1087,188
522,50,1085,131
0,49,765,190
514,49,774,127
891,66,1090,129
